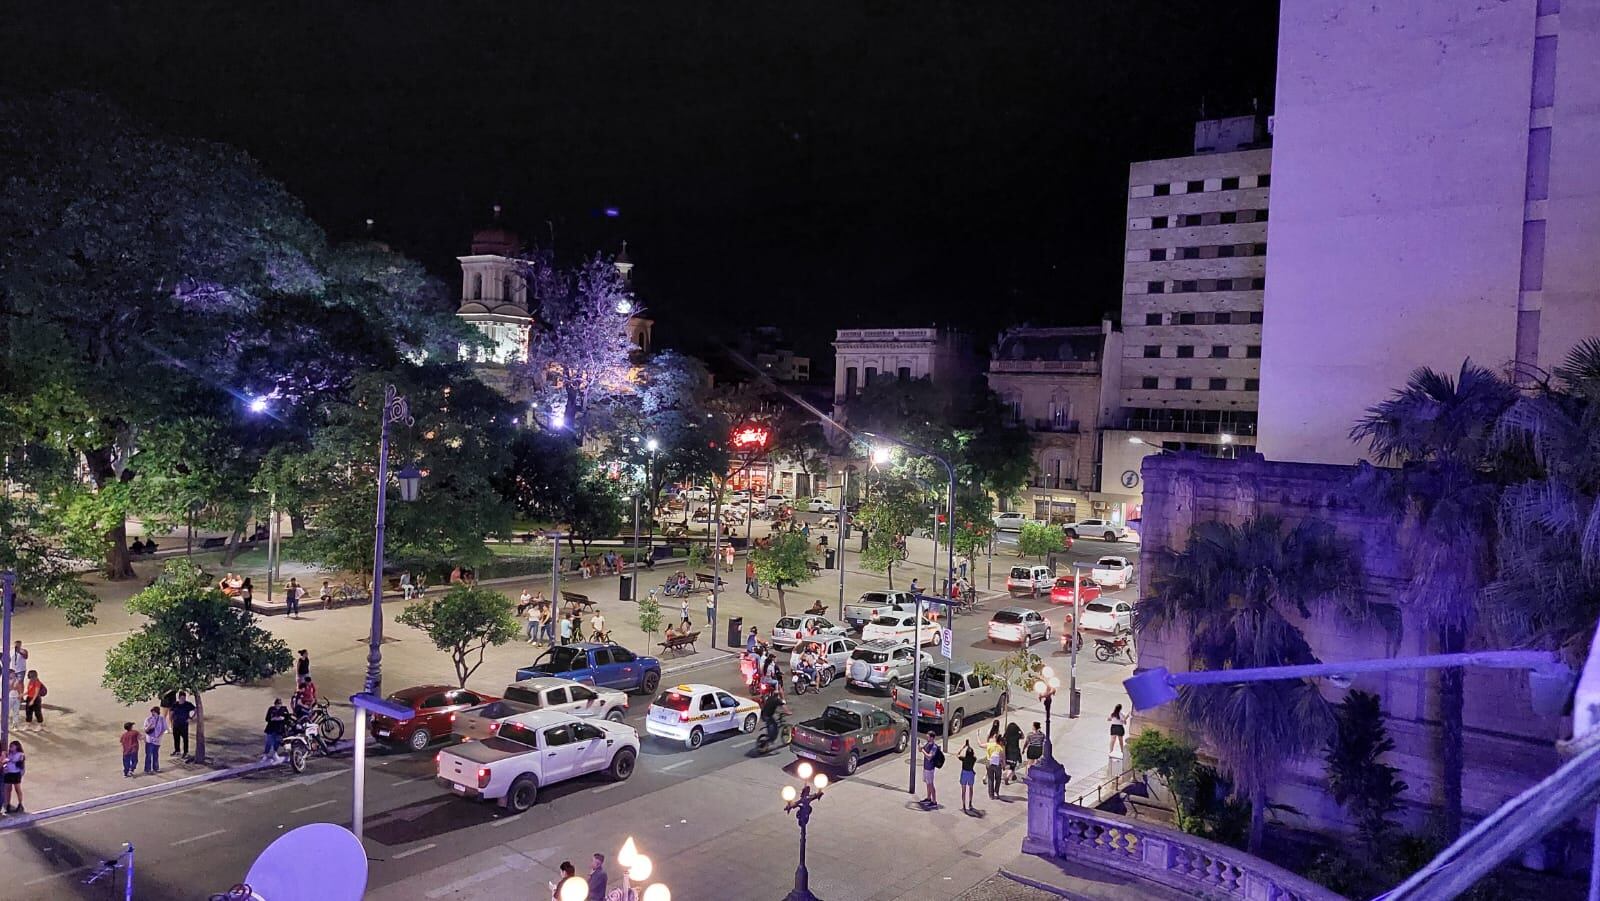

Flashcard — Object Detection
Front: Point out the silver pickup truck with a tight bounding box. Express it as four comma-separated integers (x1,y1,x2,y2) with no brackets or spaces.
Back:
889,660,1008,734
842,590,918,631
453,677,630,741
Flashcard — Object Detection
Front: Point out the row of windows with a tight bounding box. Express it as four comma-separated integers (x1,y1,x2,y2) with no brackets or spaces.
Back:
1144,311,1263,326
1141,174,1270,197
1143,242,1266,262
1142,344,1262,359
1135,209,1269,230
842,365,913,394
1147,277,1265,294
1139,376,1261,391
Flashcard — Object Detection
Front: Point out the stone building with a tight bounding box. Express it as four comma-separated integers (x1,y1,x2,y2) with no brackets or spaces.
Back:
831,326,975,408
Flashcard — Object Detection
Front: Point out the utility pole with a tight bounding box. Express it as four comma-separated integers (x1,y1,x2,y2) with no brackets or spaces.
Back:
1,571,15,760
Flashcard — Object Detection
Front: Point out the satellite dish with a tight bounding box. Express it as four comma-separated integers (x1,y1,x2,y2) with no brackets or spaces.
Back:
244,823,366,901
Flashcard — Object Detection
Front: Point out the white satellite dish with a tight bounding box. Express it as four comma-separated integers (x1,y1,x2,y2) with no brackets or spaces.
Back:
244,823,367,901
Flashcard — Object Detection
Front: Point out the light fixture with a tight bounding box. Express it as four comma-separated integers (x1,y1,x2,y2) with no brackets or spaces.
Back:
1128,436,1145,445
642,885,671,901
871,446,892,465
797,762,814,780
618,836,638,868
558,876,588,901
248,396,270,414
628,855,654,882
396,466,423,503
646,437,660,452
782,785,798,802
617,299,634,315
813,773,828,790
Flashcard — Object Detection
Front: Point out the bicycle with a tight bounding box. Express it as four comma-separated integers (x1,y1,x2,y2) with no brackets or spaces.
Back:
307,698,345,743
587,628,612,643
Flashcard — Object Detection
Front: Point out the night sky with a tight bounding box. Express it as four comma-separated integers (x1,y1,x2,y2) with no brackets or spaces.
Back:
5,1,1277,362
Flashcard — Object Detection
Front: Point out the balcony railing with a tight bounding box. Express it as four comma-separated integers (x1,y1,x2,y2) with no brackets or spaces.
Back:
1030,475,1079,491
1032,418,1080,434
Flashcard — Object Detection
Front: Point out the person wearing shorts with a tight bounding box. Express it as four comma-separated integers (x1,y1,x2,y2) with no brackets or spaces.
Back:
921,736,940,807
957,740,977,812
1108,703,1128,755
1025,722,1045,768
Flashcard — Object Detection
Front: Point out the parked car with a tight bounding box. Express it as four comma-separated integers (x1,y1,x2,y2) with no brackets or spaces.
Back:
453,677,630,741
842,590,918,631
1048,576,1102,607
372,685,498,752
1005,565,1055,596
860,610,940,646
845,639,932,692
992,511,1030,531
1078,600,1135,634
515,643,662,694
435,709,638,812
683,487,711,502
806,496,837,514
770,614,849,649
762,493,789,507
890,661,1008,734
792,699,909,775
986,607,1051,646
788,635,859,675
1062,519,1127,541
644,683,759,749
1091,556,1134,589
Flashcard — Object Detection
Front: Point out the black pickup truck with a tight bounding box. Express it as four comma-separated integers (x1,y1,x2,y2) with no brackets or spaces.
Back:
790,699,909,775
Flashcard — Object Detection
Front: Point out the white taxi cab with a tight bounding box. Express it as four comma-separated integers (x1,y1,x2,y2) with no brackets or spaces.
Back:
645,683,760,749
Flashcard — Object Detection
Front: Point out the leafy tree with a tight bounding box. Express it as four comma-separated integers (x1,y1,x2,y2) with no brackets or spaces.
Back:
973,647,1039,727
0,490,98,626
102,560,293,761
1139,515,1365,853
1016,521,1064,562
394,584,520,688
1325,690,1408,850
1350,360,1516,839
686,541,710,569
568,474,624,554
1128,729,1206,834
751,531,817,616
856,478,925,587
637,592,664,645
518,253,638,442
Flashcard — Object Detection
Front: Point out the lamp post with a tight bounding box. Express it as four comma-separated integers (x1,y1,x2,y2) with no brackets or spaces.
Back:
350,385,421,846
1033,665,1062,759
782,762,831,901
1,571,15,761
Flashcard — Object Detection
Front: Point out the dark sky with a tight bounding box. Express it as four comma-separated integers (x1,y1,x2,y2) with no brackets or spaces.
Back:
4,1,1277,362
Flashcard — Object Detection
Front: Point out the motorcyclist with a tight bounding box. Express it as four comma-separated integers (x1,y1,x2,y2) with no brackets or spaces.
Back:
793,654,818,692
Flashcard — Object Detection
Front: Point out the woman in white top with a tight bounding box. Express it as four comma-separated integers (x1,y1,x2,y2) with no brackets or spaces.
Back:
1107,703,1128,755
2,740,25,813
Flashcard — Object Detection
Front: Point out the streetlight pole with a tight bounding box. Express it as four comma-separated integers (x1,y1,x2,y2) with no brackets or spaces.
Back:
782,762,830,901
1,571,15,761
1068,562,1090,718
264,490,277,610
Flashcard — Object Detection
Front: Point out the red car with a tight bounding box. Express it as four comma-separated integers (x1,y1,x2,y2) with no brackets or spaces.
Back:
1049,576,1102,607
370,685,499,752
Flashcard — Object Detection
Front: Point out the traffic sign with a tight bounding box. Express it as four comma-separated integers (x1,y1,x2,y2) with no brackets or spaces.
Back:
940,627,953,659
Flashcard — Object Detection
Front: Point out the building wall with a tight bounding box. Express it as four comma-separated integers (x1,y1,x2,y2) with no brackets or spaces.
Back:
832,327,972,403
1136,452,1563,836
1258,0,1600,465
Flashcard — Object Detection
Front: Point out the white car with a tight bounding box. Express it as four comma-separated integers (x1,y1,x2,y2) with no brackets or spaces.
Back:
1005,565,1055,596
763,493,789,506
770,613,849,648
1091,556,1134,589
806,497,837,513
683,487,711,502
645,683,760,749
436,709,638,812
861,610,941,646
788,635,859,674
1078,600,1135,633
993,511,1031,531
452,677,630,741
1063,519,1127,541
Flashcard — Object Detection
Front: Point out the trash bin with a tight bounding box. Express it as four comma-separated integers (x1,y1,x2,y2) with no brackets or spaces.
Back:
727,616,744,647
824,549,836,570
860,531,869,552
619,574,633,601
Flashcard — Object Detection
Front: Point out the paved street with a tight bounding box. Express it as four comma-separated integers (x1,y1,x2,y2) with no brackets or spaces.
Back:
0,529,1142,898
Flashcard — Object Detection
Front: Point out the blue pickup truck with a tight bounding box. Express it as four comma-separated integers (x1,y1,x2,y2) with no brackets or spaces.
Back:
516,643,663,695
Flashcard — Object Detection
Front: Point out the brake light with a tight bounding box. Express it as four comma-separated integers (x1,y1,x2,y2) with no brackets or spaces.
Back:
830,738,841,752
679,712,690,722
872,664,889,673
934,701,945,715
434,752,442,766
477,767,491,789
489,723,499,733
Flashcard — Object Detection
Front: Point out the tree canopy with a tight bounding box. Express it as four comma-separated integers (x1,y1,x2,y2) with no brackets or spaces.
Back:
395,584,521,688
751,531,817,615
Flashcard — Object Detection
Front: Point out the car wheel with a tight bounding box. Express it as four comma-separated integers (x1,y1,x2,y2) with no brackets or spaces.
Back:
641,671,660,694
949,709,965,734
609,747,637,781
407,728,431,752
1043,626,1052,643
1103,531,1116,541
1065,529,1078,540
742,713,757,733
688,726,704,750
605,707,627,722
886,677,900,693
506,775,538,812
895,730,909,753
844,751,860,775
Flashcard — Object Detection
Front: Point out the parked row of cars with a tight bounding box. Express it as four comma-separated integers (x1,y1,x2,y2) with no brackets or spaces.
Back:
991,512,1132,542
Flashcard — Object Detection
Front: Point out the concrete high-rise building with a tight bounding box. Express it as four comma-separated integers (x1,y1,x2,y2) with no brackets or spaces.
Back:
1257,0,1600,465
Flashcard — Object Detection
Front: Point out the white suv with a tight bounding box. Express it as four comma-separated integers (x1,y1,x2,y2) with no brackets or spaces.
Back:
1062,519,1127,541
993,511,1030,531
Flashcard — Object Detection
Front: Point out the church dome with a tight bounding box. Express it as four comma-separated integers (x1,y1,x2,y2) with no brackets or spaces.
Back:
469,204,521,256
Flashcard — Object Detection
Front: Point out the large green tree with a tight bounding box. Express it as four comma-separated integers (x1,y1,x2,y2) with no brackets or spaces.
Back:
751,531,818,615
102,561,293,761
857,478,925,588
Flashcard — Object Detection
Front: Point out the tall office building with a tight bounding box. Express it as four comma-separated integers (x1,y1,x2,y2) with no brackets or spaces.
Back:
1257,0,1600,465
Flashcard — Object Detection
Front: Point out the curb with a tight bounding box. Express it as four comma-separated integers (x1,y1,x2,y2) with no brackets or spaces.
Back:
0,757,278,831
998,865,1078,899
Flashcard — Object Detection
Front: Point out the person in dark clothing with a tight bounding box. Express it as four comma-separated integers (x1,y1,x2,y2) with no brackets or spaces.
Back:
587,853,608,901
759,688,786,744
957,739,978,811
240,578,253,613
295,650,311,682
263,699,291,759
169,690,197,758
1002,722,1024,784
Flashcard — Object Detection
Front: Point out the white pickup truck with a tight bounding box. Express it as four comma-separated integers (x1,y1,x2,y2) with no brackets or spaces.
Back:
435,709,638,812
842,590,918,632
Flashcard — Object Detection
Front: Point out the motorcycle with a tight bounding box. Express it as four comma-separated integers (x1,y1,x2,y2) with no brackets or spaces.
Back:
1093,632,1136,665
755,710,793,754
791,667,830,695
281,717,334,773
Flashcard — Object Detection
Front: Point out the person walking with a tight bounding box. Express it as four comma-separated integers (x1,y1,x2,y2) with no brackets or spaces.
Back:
921,736,941,808
22,670,45,728
679,597,691,630
142,707,166,774
984,733,1004,800
957,739,978,812
526,602,542,644
263,699,290,760
1108,704,1128,756
745,559,757,596
1002,721,1024,784
558,612,573,646
2,740,24,813
169,690,197,759
120,722,140,777
569,611,583,645
542,603,556,644
1025,722,1046,769
286,578,302,618
296,649,311,683
240,578,253,614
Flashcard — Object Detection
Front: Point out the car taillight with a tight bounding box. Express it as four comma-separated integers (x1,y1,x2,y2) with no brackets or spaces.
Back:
935,701,945,715
489,723,499,733
477,767,491,789
679,711,690,722
449,713,456,722
434,752,442,766
830,738,841,752
872,664,889,673
891,686,899,703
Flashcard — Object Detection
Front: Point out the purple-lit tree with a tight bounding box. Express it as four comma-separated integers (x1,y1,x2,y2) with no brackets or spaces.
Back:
517,254,638,442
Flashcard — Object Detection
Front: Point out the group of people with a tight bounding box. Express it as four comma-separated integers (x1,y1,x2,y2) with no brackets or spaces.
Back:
128,537,159,555
920,705,1130,811
521,590,607,646
2,640,36,815
260,650,319,760
548,852,611,901
575,551,627,579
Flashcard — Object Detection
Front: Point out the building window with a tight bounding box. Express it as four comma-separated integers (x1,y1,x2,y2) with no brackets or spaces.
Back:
1248,311,1264,324
1180,247,1201,260
1175,377,1193,390
897,366,911,381
1146,281,1165,294
1141,377,1159,389
1153,183,1170,196
1245,378,1260,390
1150,216,1168,229
1176,345,1194,358
1187,180,1205,193
1178,214,1203,227
1258,174,1272,188
471,273,483,300
1254,242,1268,255
844,367,858,396
1148,247,1167,261
1145,313,1162,326
1176,280,1197,293
1219,211,1237,225
1143,345,1161,358
864,366,877,385
1257,209,1269,222
1246,345,1262,358
1217,245,1235,259
1214,312,1231,324
1250,277,1266,290
1211,345,1229,358
1210,378,1228,390
1221,176,1240,190
502,274,514,300
1178,313,1196,325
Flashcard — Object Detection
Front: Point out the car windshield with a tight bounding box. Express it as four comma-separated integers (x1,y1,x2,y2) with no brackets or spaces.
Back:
1084,602,1114,614
503,686,544,706
868,615,905,627
1053,578,1075,588
991,610,1024,624
654,691,693,711
536,647,588,673
1009,567,1032,579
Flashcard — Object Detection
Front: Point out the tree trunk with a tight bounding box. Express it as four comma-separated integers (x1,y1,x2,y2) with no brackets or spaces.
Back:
83,447,136,580
221,506,250,566
886,559,895,589
1247,788,1266,854
1438,622,1465,840
289,510,307,535
776,585,787,616
192,691,208,764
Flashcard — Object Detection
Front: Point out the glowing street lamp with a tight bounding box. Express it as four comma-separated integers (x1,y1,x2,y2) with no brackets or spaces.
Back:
870,445,893,466
1033,665,1063,761
560,835,670,901
782,762,830,901
247,395,270,414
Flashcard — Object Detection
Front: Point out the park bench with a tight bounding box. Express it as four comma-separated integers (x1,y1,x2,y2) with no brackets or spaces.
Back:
693,572,724,592
560,591,595,614
658,630,700,655
200,537,228,549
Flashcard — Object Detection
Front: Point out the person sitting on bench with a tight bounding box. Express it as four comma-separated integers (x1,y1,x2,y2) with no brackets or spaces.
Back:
805,600,827,616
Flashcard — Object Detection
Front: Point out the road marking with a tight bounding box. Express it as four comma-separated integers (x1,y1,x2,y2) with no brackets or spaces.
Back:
489,814,524,828
27,630,135,645
291,799,338,814
593,782,626,793
392,842,437,859
389,775,434,787
426,864,509,897
213,769,342,803
172,828,227,846
732,738,756,748
24,868,87,887
660,759,694,771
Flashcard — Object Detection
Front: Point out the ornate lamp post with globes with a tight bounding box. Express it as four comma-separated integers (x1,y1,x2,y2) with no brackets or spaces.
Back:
556,835,671,901
1023,663,1071,856
782,761,831,901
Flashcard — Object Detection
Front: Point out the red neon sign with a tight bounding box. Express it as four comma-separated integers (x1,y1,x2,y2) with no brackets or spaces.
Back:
729,423,772,452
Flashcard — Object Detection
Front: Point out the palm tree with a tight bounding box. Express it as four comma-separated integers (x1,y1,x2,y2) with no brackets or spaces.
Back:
1140,515,1364,853
1349,360,1516,839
